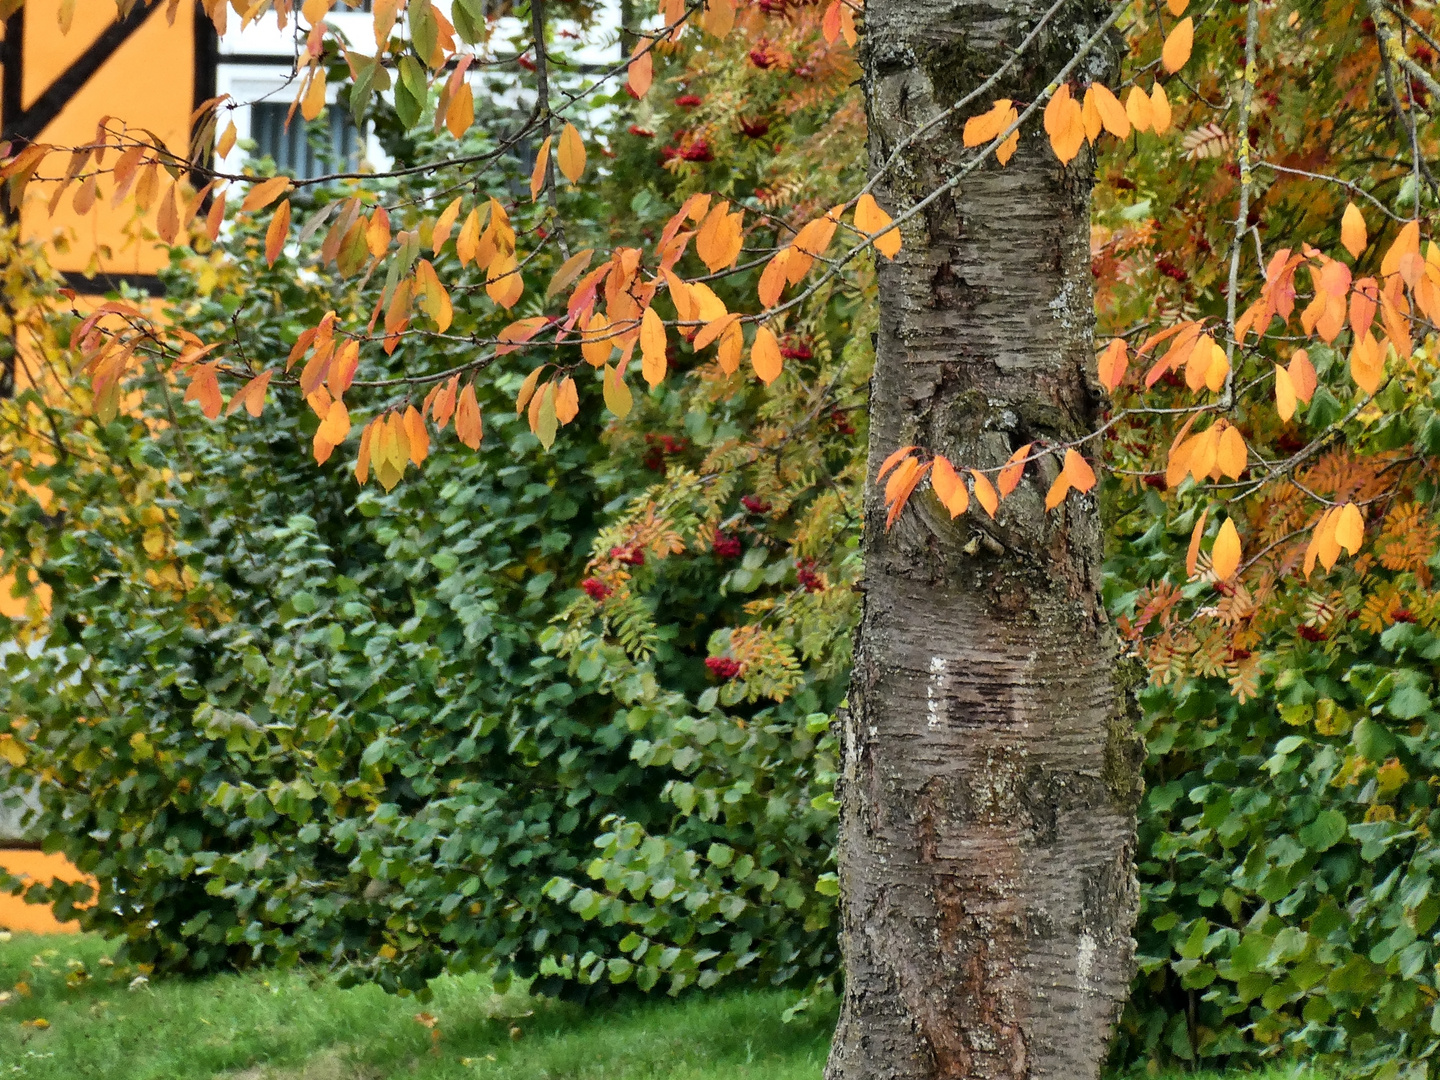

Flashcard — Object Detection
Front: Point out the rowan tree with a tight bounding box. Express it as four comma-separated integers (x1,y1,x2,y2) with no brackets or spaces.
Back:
4,0,1440,1078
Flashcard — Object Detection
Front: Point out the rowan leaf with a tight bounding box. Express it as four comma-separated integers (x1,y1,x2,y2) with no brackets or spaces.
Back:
557,123,586,183
1212,518,1241,581
931,455,969,518
1162,17,1193,73
751,326,783,386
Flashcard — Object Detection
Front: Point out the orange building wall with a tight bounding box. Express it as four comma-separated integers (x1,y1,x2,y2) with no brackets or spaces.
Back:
16,1,198,277
0,851,91,933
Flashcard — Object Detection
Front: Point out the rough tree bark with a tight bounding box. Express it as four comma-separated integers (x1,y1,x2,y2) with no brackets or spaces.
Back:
826,4,1143,1080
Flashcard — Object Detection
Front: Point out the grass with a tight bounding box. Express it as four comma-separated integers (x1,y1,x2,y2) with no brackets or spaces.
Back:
0,933,836,1079
0,933,1335,1080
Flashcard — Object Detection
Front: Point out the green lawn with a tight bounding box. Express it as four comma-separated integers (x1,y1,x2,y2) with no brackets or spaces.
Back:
0,933,1331,1080
0,933,835,1079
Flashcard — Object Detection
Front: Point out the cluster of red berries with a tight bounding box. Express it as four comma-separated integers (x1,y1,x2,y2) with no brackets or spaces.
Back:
610,545,646,566
628,124,655,138
739,117,770,138
828,409,856,436
749,43,779,68
642,433,689,472
740,495,772,514
795,559,824,593
705,656,742,680
582,578,612,601
713,532,743,559
779,340,813,361
675,94,703,108
661,138,715,164
1155,257,1188,282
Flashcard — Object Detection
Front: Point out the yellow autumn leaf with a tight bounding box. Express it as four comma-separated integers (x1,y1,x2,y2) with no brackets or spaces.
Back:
640,307,667,388
1211,518,1241,580
1162,17,1194,74
855,193,900,259
1340,202,1367,260
557,123,586,183
751,325,783,386
530,135,552,201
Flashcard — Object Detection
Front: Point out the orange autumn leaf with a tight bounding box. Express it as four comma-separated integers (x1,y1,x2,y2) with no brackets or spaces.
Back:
628,42,653,97
242,175,291,212
997,443,1031,497
640,306,668,388
751,325,783,386
963,99,1017,148
1340,202,1367,259
226,370,272,418
455,382,483,448
855,193,900,259
1097,338,1128,392
1044,84,1086,164
1288,348,1317,403
265,198,291,266
931,455,969,518
884,456,930,530
970,470,999,519
1274,363,1296,422
529,135,552,201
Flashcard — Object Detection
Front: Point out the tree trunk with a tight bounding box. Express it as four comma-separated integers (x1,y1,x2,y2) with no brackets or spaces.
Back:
826,6,1143,1080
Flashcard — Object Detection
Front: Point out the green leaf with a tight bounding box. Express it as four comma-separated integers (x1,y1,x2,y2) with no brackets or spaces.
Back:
1298,809,1347,852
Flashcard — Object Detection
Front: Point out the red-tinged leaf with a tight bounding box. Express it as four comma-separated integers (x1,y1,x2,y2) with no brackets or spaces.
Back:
877,445,917,482
497,315,549,355
226,369,272,418
971,470,998,518
1185,508,1208,578
455,382,483,448
265,198,292,266
242,174,292,212
931,455,969,518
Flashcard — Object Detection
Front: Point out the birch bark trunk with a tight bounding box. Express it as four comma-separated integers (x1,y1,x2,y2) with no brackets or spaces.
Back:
826,5,1143,1079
